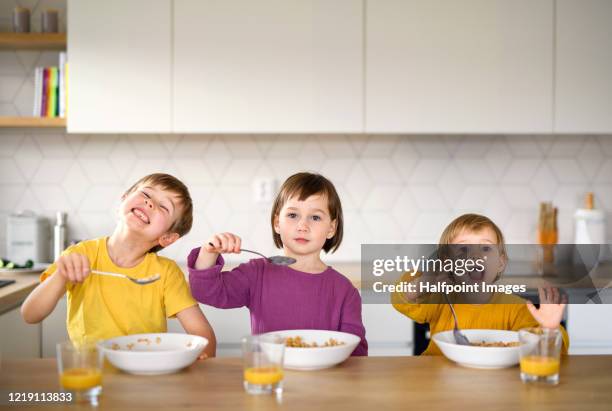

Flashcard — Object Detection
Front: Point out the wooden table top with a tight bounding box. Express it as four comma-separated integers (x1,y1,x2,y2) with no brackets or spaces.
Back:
1,355,611,411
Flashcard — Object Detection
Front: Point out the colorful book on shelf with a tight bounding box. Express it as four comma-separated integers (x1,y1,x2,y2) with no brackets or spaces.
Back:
33,67,42,116
45,68,53,117
59,52,67,118
32,52,68,118
40,68,49,117
55,67,60,116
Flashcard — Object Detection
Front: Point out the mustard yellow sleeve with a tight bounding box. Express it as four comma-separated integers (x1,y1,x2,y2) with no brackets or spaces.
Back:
162,261,197,318
510,304,570,354
391,272,441,324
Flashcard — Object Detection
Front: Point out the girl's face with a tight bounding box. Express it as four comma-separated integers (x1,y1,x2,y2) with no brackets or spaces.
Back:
119,184,181,242
450,227,506,284
274,194,337,257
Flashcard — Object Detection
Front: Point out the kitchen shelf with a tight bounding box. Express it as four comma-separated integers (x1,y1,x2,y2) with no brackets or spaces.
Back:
0,117,66,128
0,33,66,50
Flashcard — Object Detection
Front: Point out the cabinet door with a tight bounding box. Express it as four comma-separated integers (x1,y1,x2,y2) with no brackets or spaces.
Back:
366,0,553,133
42,297,70,358
67,0,172,133
0,306,41,359
167,305,250,357
362,303,413,356
174,0,363,133
555,0,612,133
567,303,612,355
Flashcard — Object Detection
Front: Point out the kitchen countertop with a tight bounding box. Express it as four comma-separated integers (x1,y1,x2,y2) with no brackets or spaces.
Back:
0,271,42,315
1,356,611,410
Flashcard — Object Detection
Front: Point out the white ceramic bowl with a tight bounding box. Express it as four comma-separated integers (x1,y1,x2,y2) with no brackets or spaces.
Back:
98,333,208,375
263,329,360,371
432,329,520,369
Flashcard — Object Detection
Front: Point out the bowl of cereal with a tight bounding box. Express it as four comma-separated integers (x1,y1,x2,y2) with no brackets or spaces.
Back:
98,333,208,375
432,329,520,369
262,330,360,371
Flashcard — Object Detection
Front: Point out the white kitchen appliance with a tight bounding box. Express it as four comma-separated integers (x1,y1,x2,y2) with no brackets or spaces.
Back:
6,211,50,264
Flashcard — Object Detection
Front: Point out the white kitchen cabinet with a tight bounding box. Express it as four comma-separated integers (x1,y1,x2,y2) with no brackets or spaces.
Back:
567,303,612,355
168,305,251,357
362,303,413,356
366,0,554,133
67,0,172,133
0,306,41,359
173,0,363,133
42,297,70,358
555,0,612,133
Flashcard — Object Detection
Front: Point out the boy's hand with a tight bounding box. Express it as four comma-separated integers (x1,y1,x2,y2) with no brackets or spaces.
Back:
526,287,567,329
55,253,91,283
205,233,242,254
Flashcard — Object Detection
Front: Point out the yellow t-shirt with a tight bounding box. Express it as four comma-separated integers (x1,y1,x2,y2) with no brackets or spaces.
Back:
391,273,569,355
40,237,197,345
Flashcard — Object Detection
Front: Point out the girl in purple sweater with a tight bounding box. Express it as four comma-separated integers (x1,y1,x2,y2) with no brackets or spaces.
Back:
187,172,368,355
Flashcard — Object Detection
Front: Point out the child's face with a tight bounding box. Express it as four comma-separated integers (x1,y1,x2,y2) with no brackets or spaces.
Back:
119,184,183,244
274,194,337,257
450,227,506,284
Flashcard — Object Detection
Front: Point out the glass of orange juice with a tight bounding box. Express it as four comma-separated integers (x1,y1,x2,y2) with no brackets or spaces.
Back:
56,341,103,406
242,334,285,395
519,328,562,385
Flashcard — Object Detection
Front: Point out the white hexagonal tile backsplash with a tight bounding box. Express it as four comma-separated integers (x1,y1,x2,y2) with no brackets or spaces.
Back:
1,133,612,263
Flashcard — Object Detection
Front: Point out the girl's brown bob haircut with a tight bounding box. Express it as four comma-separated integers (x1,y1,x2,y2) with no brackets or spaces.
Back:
123,173,193,253
270,172,343,253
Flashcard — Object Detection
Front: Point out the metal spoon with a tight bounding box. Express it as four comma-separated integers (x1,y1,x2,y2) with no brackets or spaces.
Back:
442,292,471,346
92,270,161,285
208,243,296,266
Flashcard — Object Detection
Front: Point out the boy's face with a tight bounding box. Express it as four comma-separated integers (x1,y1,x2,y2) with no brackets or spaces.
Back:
274,194,337,257
120,184,183,245
450,227,506,284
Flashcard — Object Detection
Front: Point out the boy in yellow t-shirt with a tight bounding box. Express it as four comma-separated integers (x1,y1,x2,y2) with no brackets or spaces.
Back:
392,214,568,355
21,173,216,357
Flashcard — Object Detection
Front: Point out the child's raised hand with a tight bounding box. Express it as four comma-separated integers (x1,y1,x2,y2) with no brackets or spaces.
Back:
55,253,91,283
205,233,242,254
526,287,567,329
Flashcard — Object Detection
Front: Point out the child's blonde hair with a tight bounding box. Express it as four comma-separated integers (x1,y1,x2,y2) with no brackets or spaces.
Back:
270,172,343,253
439,213,507,257
438,214,507,282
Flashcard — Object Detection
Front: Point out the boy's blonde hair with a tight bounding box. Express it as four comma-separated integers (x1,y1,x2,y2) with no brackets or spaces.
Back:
123,173,193,253
270,172,343,253
439,213,507,257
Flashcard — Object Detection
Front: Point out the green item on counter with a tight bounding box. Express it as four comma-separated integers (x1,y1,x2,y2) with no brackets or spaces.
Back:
0,258,34,269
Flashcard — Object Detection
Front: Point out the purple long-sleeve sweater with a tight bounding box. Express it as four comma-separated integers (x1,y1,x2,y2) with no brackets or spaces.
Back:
187,247,368,356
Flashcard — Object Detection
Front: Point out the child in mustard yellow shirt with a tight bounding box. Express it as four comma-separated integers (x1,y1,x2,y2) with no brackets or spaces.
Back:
392,213,568,355
21,173,216,357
